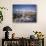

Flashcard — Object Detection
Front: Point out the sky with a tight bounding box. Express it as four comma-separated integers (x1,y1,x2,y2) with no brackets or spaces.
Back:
13,4,37,13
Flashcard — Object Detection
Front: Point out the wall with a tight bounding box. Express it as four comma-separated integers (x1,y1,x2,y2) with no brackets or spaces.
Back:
0,0,46,46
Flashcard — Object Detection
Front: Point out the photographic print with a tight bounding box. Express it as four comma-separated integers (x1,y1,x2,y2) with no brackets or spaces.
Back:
13,4,37,23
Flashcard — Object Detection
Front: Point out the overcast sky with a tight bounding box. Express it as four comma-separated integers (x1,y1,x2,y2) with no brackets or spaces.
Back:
13,4,37,13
